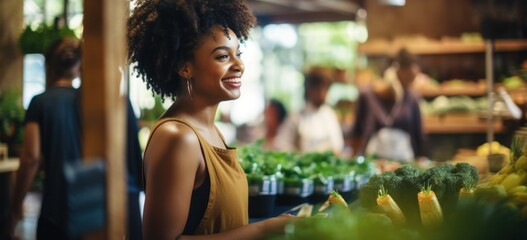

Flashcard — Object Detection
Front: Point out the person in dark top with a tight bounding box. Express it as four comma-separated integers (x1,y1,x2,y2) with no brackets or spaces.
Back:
6,37,82,240
125,100,144,240
4,37,144,240
350,48,427,162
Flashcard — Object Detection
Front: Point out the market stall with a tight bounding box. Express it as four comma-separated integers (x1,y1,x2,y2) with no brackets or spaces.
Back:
238,141,527,239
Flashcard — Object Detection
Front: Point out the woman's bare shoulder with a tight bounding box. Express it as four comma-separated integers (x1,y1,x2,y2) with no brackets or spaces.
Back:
145,120,200,163
152,119,200,143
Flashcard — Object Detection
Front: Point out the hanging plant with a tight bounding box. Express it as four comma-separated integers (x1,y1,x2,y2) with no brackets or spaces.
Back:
19,24,77,54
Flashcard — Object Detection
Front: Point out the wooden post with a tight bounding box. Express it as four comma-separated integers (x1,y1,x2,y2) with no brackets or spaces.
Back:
0,0,23,91
82,0,127,239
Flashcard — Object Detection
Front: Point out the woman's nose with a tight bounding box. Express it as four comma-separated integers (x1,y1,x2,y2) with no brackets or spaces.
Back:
232,56,244,73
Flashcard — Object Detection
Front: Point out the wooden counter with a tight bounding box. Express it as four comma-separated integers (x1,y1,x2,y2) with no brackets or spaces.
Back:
0,158,20,173
424,113,504,134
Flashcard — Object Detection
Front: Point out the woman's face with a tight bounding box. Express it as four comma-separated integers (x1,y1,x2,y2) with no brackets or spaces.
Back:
186,26,244,103
306,80,330,108
396,65,419,89
264,104,279,130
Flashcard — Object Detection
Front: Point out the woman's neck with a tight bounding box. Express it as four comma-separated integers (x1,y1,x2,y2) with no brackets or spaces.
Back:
166,99,219,127
51,78,74,87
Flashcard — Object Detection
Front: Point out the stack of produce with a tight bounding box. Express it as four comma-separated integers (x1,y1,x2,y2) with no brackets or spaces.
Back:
238,144,377,204
358,163,478,227
478,138,527,216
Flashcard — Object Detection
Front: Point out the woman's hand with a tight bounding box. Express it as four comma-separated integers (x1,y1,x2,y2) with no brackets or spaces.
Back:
260,214,295,237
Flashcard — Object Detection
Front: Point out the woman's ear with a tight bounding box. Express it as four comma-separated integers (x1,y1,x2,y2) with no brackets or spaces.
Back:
178,63,192,79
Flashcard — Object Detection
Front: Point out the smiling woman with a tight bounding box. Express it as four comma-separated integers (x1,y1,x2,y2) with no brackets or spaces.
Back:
127,1,292,239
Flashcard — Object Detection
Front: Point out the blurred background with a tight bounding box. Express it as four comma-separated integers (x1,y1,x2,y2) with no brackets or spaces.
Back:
1,0,526,239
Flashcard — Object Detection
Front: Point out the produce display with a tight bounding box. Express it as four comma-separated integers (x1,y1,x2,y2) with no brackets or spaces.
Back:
419,95,488,115
273,159,527,240
478,138,527,215
238,144,377,201
238,144,377,218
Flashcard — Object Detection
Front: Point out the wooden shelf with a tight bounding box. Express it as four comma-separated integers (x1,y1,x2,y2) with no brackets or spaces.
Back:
418,87,487,97
0,158,19,173
424,113,504,134
358,39,527,56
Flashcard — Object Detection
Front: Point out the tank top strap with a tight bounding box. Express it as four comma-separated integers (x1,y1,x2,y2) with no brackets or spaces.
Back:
142,117,210,191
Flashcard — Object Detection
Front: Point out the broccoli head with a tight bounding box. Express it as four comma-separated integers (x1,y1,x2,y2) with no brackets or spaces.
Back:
359,163,480,228
359,171,399,210
418,163,479,218
394,165,420,178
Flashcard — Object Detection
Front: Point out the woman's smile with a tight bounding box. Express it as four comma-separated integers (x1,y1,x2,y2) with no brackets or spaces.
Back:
221,77,242,89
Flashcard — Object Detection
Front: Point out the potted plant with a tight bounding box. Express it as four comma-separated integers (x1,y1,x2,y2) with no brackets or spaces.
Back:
238,145,280,218
0,87,25,157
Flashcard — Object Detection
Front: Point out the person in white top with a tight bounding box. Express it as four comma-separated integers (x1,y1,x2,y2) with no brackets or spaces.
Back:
274,68,344,154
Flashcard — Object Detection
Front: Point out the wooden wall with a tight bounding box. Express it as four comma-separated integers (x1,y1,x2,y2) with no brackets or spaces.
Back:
365,0,480,39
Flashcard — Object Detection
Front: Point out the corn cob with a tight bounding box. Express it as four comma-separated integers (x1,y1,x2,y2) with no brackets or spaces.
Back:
376,185,406,225
418,183,443,228
318,190,348,212
328,190,348,208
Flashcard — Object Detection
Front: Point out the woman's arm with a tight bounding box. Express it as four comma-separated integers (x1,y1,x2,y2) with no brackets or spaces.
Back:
178,215,291,240
142,122,291,240
409,94,427,158
142,122,202,239
6,122,42,237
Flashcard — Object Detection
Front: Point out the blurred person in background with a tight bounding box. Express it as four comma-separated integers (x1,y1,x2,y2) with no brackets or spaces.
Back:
274,68,344,154
262,98,288,150
5,37,82,240
127,1,291,239
350,48,427,165
125,100,144,240
3,36,144,240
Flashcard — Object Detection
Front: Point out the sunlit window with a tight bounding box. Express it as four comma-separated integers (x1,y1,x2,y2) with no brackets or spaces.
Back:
22,54,45,109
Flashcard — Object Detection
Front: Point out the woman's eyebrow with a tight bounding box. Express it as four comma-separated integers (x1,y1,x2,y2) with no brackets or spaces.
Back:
210,44,241,54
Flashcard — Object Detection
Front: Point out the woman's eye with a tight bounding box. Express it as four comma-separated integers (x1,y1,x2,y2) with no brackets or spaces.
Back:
216,55,229,61
236,52,243,58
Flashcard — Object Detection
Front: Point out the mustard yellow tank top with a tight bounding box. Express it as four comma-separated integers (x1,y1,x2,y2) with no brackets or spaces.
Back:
145,117,248,235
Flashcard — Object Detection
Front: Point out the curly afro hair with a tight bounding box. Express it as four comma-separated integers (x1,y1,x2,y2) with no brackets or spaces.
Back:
128,0,257,101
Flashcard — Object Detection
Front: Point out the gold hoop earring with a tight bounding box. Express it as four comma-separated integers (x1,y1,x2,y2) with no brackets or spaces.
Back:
187,78,193,101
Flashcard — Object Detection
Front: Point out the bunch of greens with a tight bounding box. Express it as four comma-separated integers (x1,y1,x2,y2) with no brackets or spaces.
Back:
237,145,377,188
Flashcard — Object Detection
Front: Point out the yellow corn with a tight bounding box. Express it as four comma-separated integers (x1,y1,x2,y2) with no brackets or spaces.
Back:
418,184,443,228
328,190,348,208
377,185,406,225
